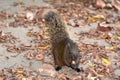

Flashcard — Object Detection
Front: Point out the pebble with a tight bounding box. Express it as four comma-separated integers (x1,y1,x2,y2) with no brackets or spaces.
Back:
68,19,76,27
39,64,56,77
114,69,120,76
26,11,34,21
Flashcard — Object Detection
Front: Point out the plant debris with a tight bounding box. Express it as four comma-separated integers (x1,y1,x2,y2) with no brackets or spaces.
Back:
0,0,120,80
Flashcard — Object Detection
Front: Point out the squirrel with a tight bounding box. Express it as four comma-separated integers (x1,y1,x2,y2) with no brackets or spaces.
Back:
44,11,81,72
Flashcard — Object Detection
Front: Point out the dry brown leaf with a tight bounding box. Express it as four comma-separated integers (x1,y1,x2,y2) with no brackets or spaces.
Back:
36,78,42,80
27,32,33,37
92,15,105,19
25,52,35,59
22,78,27,80
7,45,16,53
35,54,44,61
97,23,112,32
96,0,106,8
35,8,44,20
112,0,120,12
16,74,24,79
76,21,84,27
57,73,67,79
0,77,3,80
37,45,50,50
89,67,99,77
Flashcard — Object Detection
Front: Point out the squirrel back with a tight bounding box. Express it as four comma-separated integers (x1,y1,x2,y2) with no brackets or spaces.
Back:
44,11,81,72
44,11,69,47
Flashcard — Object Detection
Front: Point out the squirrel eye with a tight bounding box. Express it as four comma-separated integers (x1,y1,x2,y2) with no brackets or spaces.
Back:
69,51,71,54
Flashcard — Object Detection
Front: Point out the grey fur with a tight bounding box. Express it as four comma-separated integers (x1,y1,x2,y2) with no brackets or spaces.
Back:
44,11,81,72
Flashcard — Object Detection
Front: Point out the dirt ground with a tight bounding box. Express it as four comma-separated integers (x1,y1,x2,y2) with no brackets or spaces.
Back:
0,0,120,80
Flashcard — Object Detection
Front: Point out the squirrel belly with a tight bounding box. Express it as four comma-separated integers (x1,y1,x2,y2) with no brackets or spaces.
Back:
44,11,81,72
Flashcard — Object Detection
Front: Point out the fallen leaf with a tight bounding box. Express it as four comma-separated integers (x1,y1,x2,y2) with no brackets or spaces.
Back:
96,0,106,8
57,73,67,79
37,45,50,50
13,14,17,18
97,23,112,32
45,4,51,7
35,54,44,61
90,15,105,22
105,46,115,50
89,63,96,67
25,52,35,60
36,78,42,80
75,21,84,27
117,36,120,41
22,78,27,80
33,0,38,2
98,74,104,77
16,68,24,74
27,32,33,37
90,77,96,80
93,15,105,19
101,58,111,65
16,74,24,79
0,77,3,80
112,0,120,12
35,8,44,20
89,67,99,76
111,51,116,54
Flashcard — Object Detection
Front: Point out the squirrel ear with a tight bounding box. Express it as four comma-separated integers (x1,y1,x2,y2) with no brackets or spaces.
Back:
66,42,71,48
64,42,71,54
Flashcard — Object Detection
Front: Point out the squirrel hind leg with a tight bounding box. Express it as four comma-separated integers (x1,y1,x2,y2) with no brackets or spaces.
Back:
55,66,62,71
74,68,84,72
75,68,81,72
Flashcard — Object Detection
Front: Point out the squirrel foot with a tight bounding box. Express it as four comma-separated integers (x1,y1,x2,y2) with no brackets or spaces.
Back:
75,68,84,72
55,66,62,71
75,68,81,72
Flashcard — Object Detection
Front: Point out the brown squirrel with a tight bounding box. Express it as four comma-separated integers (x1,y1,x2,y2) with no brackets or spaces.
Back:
44,11,81,72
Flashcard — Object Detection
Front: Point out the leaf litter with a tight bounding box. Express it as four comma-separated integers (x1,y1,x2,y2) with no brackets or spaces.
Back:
0,0,120,80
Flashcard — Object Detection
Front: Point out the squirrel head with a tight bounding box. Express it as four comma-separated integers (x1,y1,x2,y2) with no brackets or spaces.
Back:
63,39,80,70
44,11,61,26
